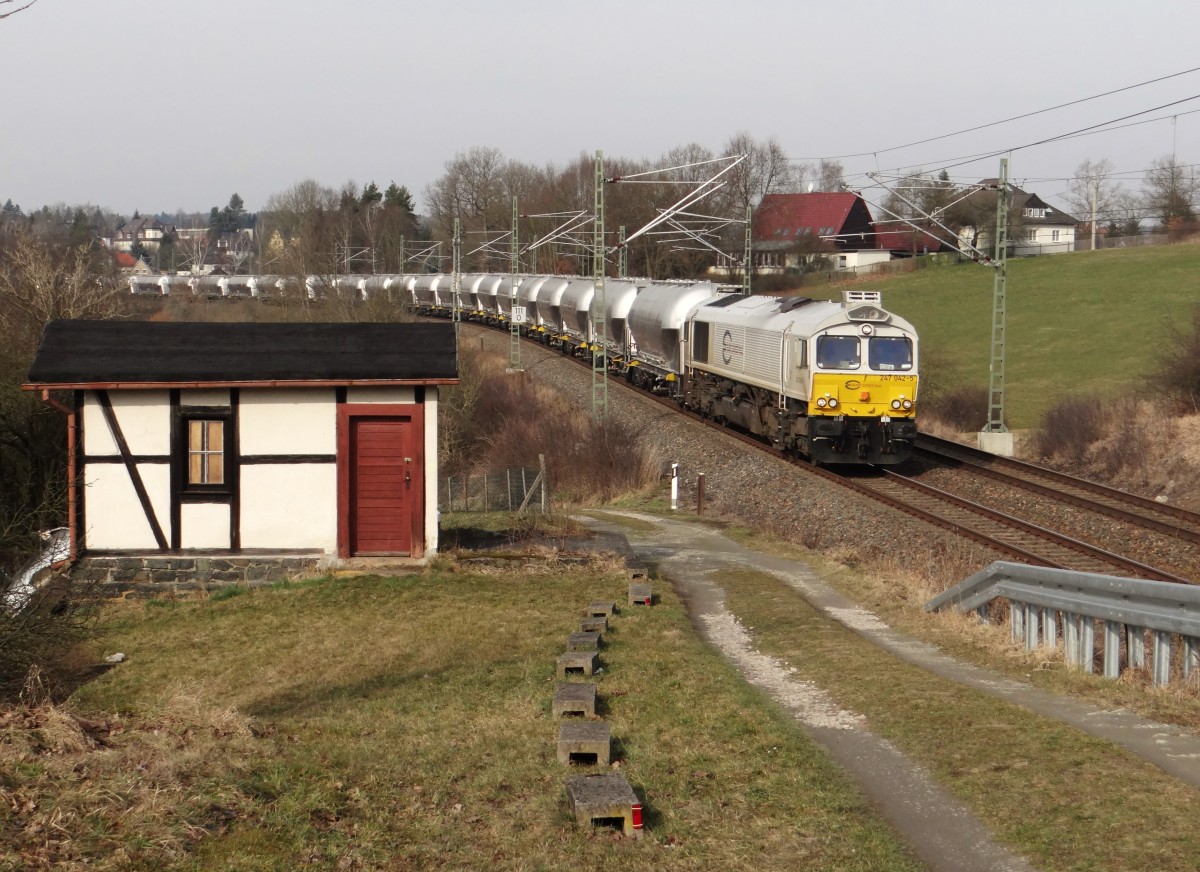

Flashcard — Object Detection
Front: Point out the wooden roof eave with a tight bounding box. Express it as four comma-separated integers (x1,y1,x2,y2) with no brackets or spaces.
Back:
21,378,460,392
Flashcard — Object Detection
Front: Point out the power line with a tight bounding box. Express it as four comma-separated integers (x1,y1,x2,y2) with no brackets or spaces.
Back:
788,65,1200,162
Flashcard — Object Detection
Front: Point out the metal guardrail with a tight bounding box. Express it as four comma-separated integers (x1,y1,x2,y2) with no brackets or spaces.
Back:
926,561,1200,687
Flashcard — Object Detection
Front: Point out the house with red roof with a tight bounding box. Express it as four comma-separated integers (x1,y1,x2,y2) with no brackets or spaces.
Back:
753,192,894,274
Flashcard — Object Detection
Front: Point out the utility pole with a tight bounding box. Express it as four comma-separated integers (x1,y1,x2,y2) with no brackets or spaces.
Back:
981,157,1014,456
743,205,752,295
591,150,608,419
618,225,627,278
509,196,522,371
1090,178,1099,252
451,218,461,339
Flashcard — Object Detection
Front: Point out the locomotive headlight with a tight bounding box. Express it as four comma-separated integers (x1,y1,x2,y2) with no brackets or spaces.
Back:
902,399,914,410
860,324,874,336
816,397,828,409
891,399,902,410
828,397,838,409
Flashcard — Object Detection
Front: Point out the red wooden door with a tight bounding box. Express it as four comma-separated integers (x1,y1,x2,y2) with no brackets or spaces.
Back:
350,416,416,555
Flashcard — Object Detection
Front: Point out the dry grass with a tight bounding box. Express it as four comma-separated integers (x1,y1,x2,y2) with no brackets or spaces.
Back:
717,566,1200,872
1,563,919,871
441,347,664,505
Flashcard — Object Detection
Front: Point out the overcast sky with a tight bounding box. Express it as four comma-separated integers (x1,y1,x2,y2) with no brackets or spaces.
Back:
4,0,1199,221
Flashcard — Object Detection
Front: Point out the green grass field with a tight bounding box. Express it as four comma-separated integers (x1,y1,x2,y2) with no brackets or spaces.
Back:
856,244,1200,428
4,567,920,871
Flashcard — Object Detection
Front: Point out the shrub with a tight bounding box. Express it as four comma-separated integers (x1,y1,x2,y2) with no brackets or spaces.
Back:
1149,303,1200,413
1030,394,1105,464
438,347,661,505
921,384,990,433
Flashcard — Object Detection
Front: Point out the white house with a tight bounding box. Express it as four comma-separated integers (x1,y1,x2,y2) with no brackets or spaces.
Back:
24,321,458,585
955,182,1079,256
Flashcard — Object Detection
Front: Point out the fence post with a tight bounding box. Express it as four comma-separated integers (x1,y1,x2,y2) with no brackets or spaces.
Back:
507,469,512,510
1103,621,1121,679
1127,626,1145,670
539,454,547,514
1081,618,1095,673
483,473,488,512
1152,630,1172,686
1064,613,1079,666
697,473,705,516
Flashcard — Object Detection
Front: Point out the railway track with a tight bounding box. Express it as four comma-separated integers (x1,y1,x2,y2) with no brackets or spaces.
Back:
458,320,1200,584
916,434,1200,546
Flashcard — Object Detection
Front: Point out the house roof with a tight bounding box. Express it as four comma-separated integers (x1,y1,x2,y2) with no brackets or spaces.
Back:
753,194,878,251
968,182,1079,226
25,321,459,388
754,192,873,242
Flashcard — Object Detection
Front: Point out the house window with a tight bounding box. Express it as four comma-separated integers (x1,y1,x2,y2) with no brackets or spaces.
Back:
187,419,225,485
1027,229,1038,242
1052,230,1060,242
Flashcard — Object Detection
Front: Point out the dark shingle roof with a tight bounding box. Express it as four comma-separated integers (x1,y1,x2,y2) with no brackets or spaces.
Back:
25,320,458,387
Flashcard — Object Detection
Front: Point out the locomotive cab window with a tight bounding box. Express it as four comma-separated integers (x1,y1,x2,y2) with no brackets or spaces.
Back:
868,337,913,371
816,335,860,370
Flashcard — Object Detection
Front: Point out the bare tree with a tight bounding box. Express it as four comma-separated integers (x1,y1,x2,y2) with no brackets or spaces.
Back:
815,159,846,192
719,132,802,216
1143,155,1198,229
0,0,39,20
1064,159,1124,251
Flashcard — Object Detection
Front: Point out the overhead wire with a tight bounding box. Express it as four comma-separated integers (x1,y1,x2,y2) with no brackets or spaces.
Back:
788,64,1200,162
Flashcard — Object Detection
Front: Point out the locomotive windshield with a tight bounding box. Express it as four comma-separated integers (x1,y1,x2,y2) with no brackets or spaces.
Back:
816,335,861,369
868,336,913,371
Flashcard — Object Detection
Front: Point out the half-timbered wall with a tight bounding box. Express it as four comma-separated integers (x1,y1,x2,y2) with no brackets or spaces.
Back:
78,385,439,557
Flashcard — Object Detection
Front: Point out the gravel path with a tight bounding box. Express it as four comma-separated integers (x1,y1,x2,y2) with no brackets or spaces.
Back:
583,509,1041,872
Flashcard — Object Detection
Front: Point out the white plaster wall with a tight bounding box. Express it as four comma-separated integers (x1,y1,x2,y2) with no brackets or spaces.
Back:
425,389,439,554
240,464,337,551
239,389,336,455
181,503,230,549
82,463,172,549
346,387,415,404
180,389,231,408
83,391,171,456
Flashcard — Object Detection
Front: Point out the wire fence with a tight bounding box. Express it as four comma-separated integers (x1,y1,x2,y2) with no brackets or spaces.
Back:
440,463,548,514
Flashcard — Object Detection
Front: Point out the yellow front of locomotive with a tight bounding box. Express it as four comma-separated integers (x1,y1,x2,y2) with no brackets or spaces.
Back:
804,296,919,464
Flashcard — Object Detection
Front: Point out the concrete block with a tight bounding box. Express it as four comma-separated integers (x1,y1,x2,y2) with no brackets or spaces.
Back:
553,682,597,717
567,631,601,651
557,721,610,766
628,583,652,606
586,601,616,618
580,616,607,633
564,772,642,839
557,650,598,679
626,566,649,581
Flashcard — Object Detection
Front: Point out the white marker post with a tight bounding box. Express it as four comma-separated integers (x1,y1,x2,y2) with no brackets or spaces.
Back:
670,463,679,511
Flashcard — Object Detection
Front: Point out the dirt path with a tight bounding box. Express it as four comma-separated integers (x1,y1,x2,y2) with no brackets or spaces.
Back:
577,510,1200,871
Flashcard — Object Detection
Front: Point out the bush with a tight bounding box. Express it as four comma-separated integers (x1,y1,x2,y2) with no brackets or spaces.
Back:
1149,303,1200,413
920,384,989,433
1030,394,1105,464
438,348,661,505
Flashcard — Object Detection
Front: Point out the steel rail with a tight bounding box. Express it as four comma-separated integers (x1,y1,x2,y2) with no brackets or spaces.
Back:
916,434,1200,544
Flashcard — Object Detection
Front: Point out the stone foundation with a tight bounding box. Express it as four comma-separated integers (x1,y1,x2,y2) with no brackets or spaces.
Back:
71,555,323,598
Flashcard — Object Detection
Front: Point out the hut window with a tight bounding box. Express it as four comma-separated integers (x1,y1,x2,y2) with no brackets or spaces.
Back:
188,420,225,485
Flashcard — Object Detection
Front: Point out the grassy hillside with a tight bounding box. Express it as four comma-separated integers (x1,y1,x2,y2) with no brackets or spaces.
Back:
857,244,1200,428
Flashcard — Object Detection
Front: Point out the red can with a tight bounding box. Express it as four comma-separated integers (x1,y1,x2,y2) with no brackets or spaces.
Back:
631,803,643,830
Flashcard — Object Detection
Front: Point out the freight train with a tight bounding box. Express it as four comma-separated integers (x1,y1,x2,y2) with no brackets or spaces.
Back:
130,272,919,464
